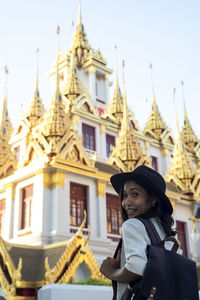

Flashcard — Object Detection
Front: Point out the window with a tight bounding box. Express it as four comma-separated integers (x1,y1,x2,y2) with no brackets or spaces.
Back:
106,193,121,235
176,221,188,257
70,183,88,227
20,185,33,230
106,134,115,157
151,156,158,171
82,124,96,151
0,199,5,234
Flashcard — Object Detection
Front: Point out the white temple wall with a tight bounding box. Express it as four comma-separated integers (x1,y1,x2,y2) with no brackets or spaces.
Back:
12,176,35,241
65,173,98,239
78,117,101,159
77,69,89,92
1,189,12,240
173,202,194,259
95,74,105,103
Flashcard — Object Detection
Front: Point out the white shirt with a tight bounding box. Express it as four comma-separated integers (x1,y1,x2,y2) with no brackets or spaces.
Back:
117,217,169,300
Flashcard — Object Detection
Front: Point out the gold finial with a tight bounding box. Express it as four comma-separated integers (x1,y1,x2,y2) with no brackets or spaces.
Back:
34,46,39,98
55,25,61,103
149,63,154,93
3,65,8,101
172,86,180,138
181,80,187,118
113,42,119,91
113,42,118,71
56,25,60,35
24,46,44,123
180,80,198,152
120,60,128,134
3,65,8,74
0,65,12,142
78,2,82,25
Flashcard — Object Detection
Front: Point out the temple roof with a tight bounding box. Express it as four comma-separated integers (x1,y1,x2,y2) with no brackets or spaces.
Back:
25,51,45,125
144,92,169,140
0,82,12,139
64,51,84,106
165,110,196,192
106,72,123,123
0,73,13,167
181,105,199,153
70,4,92,67
42,28,69,150
0,216,108,297
109,68,151,171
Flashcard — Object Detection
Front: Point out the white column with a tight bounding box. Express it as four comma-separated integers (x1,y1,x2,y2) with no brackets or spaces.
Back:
96,180,107,240
3,183,14,239
42,171,68,243
88,66,96,104
104,73,110,105
88,182,97,239
100,124,106,161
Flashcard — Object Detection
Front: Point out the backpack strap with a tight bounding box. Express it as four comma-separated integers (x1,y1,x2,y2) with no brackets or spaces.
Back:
135,217,161,246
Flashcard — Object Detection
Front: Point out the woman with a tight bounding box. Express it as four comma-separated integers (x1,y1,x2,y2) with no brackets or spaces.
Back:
100,165,176,300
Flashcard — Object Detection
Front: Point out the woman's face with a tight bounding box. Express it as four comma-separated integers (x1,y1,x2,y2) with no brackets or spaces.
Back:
122,180,155,218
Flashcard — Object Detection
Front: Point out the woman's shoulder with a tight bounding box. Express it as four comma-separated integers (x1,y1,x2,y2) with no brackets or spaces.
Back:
122,218,151,244
122,217,165,241
122,218,148,235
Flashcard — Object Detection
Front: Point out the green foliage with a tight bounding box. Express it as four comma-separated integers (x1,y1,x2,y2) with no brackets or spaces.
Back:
70,277,112,286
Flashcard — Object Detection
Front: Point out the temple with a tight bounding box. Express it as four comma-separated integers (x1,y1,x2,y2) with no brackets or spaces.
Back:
0,5,199,299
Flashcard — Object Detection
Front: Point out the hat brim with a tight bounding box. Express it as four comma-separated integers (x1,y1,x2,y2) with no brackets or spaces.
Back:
110,172,173,215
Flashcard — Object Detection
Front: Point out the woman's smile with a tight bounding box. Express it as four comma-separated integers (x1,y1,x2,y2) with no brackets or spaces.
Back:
122,181,154,218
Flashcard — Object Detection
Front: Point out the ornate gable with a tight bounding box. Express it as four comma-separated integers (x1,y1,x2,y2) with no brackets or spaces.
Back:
45,213,107,284
73,94,99,117
144,92,173,145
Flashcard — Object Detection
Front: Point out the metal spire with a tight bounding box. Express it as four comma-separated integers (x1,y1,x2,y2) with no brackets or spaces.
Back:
78,2,82,25
120,60,128,134
52,25,62,104
34,47,39,98
172,87,181,140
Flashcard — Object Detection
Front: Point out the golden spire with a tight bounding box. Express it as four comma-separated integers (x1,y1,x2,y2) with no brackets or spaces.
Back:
25,48,44,124
0,66,12,138
144,64,168,139
106,44,123,122
71,3,91,67
166,88,196,192
0,66,13,166
109,61,149,171
180,81,198,153
43,26,68,146
120,60,129,134
64,50,83,107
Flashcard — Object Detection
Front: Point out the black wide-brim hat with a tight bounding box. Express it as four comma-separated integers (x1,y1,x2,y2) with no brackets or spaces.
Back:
110,165,173,215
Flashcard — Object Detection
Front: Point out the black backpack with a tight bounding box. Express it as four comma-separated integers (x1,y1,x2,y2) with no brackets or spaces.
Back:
127,217,199,300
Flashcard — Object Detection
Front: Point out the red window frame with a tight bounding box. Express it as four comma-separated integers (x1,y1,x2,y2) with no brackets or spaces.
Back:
70,182,88,227
82,123,96,151
151,156,158,171
106,134,115,157
176,221,188,257
106,193,121,235
21,185,33,230
0,199,5,234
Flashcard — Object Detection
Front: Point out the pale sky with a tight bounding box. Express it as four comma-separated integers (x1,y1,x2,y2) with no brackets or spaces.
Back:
0,0,200,139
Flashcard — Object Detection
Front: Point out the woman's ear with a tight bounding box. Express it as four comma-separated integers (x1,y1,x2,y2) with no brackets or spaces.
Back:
151,196,157,207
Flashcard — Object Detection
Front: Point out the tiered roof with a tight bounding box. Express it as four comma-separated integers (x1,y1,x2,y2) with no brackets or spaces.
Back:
25,49,45,125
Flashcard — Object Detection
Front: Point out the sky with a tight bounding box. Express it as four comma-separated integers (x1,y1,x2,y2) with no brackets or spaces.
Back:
0,0,200,139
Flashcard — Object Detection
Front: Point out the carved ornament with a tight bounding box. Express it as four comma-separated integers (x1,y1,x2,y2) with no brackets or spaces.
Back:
96,180,106,197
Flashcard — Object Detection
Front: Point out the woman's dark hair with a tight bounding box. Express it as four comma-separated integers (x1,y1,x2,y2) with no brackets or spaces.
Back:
120,180,176,237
